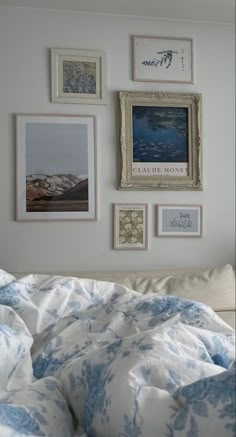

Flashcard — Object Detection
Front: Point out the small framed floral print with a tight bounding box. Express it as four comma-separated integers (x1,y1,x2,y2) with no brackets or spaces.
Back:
113,203,148,250
51,48,107,104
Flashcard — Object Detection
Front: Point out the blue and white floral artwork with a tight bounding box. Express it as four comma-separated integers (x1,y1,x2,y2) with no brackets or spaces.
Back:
51,48,107,104
63,60,97,95
0,268,235,436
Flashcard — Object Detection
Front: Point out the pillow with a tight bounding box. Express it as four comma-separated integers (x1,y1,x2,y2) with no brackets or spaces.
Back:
159,264,235,311
116,264,235,312
216,310,235,330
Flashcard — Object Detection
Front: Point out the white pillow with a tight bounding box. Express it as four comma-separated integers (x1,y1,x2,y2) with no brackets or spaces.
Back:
117,264,235,311
216,310,235,330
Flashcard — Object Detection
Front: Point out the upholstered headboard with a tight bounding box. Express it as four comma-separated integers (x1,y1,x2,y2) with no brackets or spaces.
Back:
12,264,235,328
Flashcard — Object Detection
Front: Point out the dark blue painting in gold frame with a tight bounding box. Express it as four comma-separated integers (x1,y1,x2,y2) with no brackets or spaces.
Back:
132,106,188,164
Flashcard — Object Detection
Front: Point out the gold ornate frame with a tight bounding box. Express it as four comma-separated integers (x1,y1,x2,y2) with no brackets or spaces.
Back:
119,92,202,191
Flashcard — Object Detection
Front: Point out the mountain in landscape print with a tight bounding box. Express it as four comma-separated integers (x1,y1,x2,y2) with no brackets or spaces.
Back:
26,174,88,212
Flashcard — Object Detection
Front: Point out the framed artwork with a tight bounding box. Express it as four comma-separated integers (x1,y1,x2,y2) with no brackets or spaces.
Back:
113,203,148,250
132,35,193,83
157,204,203,237
119,91,202,191
51,48,107,104
16,114,97,221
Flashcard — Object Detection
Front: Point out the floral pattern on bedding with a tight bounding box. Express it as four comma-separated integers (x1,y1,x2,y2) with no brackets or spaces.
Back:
170,364,236,436
0,269,235,436
0,377,74,437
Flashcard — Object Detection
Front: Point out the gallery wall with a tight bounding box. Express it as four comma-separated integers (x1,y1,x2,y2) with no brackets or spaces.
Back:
0,6,235,273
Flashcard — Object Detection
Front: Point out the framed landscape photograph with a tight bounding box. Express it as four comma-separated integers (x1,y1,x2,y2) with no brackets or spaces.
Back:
16,114,97,221
51,48,107,104
113,203,148,250
119,91,202,191
157,204,203,237
132,35,193,83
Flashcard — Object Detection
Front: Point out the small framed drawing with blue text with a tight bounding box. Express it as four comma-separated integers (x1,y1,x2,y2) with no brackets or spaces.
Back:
51,48,107,104
132,35,193,84
157,205,203,237
113,203,148,249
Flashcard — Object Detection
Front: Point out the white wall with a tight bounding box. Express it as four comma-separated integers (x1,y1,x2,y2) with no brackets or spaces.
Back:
0,6,235,273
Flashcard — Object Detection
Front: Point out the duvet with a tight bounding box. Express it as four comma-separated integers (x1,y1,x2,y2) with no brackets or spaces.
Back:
0,269,235,437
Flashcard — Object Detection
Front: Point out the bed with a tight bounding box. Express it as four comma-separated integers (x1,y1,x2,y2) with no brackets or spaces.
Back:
0,264,235,436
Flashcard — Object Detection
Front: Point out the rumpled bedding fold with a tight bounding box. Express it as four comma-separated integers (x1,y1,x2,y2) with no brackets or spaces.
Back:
0,269,235,436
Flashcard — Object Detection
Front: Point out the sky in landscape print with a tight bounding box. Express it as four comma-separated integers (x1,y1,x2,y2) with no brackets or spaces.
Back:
26,123,88,176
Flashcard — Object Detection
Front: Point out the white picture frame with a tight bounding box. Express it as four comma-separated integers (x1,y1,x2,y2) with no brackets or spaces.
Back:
113,203,148,249
157,204,203,237
132,35,194,83
51,48,107,104
16,114,97,221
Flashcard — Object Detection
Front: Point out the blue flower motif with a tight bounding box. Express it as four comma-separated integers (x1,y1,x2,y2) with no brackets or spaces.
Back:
172,367,236,434
212,353,230,368
211,336,233,369
140,366,151,383
120,413,142,437
33,357,49,378
175,378,208,403
78,361,114,432
207,369,235,408
33,356,65,378
0,405,44,435
139,344,152,351
135,301,151,312
0,287,20,307
106,338,122,354
136,296,193,328
181,304,203,326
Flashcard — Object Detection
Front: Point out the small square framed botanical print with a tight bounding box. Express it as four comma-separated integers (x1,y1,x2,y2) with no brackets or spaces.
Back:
157,204,203,237
113,203,148,249
51,48,107,104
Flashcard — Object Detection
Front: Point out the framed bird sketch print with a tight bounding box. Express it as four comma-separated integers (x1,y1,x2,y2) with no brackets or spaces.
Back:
132,35,193,83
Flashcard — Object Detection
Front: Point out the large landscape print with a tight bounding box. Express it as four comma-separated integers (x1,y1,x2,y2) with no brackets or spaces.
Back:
16,115,96,221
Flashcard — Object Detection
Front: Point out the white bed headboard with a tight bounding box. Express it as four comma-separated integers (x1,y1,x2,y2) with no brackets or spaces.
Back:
11,265,235,329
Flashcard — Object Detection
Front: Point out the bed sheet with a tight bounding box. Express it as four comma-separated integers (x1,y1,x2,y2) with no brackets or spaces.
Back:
0,269,235,436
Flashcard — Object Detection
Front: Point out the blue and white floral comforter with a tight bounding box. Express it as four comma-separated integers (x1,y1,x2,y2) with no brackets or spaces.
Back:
0,269,235,437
